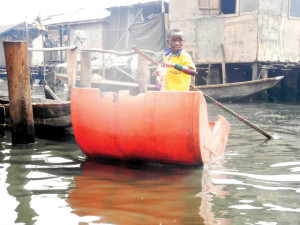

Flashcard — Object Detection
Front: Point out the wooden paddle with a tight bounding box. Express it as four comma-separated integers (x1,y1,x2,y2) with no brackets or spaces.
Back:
132,46,273,140
189,85,272,139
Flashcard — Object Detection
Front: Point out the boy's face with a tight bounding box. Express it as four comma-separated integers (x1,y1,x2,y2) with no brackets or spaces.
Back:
168,36,183,54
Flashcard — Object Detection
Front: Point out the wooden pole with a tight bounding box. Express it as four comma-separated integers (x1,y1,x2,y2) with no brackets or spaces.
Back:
138,54,148,93
80,51,91,88
252,62,258,80
67,49,77,101
161,0,165,13
3,41,35,144
220,44,226,84
207,65,221,85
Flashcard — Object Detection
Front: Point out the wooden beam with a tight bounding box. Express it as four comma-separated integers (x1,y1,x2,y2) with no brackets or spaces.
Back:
28,45,77,52
67,49,77,101
81,48,155,56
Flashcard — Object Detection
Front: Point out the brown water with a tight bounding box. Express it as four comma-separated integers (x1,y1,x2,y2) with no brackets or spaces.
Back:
1,82,300,224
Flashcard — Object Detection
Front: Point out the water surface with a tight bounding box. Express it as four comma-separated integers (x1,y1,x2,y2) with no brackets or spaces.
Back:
1,95,300,224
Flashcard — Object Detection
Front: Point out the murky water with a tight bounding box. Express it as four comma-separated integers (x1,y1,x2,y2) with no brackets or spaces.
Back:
1,85,300,224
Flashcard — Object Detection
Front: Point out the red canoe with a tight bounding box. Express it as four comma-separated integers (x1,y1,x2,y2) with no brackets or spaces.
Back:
71,89,230,165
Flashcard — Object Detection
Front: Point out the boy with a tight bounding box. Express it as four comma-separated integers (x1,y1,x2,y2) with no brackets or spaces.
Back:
155,29,196,91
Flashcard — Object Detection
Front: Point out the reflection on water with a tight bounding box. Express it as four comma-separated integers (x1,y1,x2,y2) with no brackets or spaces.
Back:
68,160,204,224
1,94,300,224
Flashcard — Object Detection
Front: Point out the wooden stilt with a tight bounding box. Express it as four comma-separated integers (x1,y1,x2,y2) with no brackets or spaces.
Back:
221,44,227,84
80,51,91,88
3,41,35,144
207,64,221,85
67,49,77,101
252,62,258,80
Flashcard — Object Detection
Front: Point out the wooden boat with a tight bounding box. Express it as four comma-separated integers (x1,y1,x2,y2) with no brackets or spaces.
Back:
57,73,283,101
1,98,71,128
71,89,230,165
195,76,284,101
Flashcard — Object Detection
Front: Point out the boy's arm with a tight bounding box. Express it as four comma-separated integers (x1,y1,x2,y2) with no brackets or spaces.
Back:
161,62,196,76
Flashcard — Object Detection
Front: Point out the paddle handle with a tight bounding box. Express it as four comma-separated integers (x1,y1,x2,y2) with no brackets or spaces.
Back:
132,46,160,66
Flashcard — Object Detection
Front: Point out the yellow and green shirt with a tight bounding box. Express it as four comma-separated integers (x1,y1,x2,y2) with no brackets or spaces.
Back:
163,49,196,91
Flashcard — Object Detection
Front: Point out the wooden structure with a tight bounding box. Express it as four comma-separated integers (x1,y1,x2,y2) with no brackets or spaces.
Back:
169,0,300,84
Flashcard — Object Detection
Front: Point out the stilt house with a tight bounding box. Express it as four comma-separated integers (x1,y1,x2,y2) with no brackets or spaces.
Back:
168,0,300,89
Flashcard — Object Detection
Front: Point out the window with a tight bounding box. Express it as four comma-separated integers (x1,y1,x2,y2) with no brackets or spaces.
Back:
221,0,236,14
199,0,237,15
290,0,300,17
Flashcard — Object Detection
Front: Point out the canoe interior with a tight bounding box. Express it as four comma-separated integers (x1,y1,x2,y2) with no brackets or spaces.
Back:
1,98,71,128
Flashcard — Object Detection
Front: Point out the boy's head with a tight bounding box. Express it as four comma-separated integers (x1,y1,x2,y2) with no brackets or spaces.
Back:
168,29,183,54
168,29,183,40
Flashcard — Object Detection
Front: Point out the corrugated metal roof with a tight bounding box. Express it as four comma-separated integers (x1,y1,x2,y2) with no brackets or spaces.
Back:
107,0,169,9
42,8,110,26
0,22,24,36
35,1,168,27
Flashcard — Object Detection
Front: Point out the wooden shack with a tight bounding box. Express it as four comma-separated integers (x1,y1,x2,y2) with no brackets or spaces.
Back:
169,0,300,91
42,8,110,64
